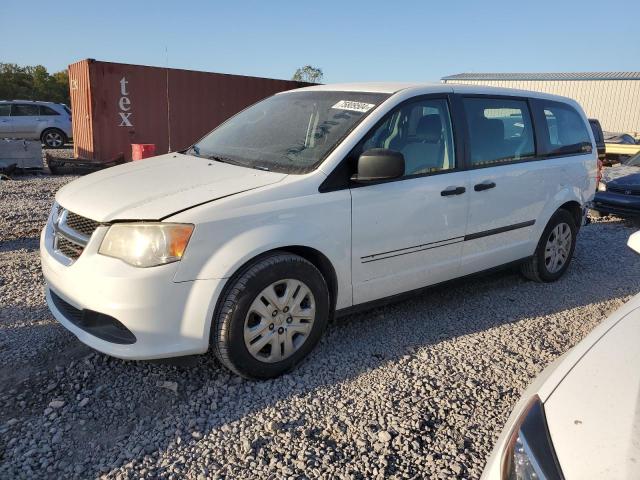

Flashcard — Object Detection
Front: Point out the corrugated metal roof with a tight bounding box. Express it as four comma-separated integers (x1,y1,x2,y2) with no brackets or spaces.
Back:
442,72,640,81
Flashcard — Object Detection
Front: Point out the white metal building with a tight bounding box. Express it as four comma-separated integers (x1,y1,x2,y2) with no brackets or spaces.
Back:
442,72,640,135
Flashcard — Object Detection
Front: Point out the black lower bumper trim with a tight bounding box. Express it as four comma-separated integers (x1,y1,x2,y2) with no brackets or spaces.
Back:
49,290,137,345
592,202,640,217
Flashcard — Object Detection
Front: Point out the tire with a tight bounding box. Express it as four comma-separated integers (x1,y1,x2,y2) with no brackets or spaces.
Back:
212,252,330,379
41,129,67,148
521,209,577,283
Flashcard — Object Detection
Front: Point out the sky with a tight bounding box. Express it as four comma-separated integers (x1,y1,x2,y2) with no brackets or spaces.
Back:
2,0,638,83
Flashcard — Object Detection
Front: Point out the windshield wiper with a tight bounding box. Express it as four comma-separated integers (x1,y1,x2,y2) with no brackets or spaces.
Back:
205,154,244,166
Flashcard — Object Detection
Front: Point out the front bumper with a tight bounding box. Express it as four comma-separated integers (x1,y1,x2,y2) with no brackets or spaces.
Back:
40,221,225,360
591,191,640,217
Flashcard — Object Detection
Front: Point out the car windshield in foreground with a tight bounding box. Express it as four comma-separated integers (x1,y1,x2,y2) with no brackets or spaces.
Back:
188,91,390,173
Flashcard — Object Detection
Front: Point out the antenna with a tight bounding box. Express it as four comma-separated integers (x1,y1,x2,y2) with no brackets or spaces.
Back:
165,46,172,152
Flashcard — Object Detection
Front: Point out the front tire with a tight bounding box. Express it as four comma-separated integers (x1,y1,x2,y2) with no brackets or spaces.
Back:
211,252,330,379
521,209,577,283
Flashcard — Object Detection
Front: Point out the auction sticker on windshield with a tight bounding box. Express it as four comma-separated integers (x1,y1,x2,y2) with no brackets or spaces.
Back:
331,100,375,113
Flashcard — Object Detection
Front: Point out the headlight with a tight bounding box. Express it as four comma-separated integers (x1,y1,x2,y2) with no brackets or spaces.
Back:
99,223,194,267
597,181,607,192
501,395,563,480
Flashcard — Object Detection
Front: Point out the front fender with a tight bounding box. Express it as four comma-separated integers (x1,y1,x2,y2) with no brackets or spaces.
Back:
173,190,352,309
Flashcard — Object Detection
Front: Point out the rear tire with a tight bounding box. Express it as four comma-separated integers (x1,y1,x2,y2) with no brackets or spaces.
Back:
211,252,330,379
521,209,577,283
41,129,67,148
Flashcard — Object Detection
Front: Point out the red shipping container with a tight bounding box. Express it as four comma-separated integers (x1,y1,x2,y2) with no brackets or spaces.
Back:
68,59,313,163
131,143,156,161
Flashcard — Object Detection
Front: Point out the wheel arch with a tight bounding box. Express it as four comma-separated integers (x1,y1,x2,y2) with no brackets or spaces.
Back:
219,245,339,317
40,127,67,143
536,187,584,238
558,200,583,229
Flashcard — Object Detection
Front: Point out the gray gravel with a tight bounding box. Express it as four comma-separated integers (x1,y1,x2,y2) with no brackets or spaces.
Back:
1,173,640,479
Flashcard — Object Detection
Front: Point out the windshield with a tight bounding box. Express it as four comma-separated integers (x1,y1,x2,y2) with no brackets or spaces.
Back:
189,91,389,173
624,152,640,167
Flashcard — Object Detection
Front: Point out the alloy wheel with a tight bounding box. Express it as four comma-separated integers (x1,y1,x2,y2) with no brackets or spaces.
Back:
44,131,63,147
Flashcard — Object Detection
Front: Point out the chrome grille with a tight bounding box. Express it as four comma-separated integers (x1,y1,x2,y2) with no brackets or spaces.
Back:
66,211,100,238
51,206,102,263
57,236,84,259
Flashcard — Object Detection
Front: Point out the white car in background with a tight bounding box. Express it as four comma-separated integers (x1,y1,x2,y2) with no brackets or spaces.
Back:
41,83,596,379
0,100,72,148
482,231,640,480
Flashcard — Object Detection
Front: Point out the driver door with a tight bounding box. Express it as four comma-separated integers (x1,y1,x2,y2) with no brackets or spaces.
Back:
350,96,470,304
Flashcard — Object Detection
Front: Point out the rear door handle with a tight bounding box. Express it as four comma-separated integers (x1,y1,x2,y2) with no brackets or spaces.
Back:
474,181,496,192
441,186,466,196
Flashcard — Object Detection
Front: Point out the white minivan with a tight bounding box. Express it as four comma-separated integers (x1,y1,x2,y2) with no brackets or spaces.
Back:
41,83,597,378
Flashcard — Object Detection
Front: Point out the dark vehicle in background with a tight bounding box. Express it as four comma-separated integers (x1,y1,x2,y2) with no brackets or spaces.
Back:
588,118,606,163
591,151,640,218
604,132,638,145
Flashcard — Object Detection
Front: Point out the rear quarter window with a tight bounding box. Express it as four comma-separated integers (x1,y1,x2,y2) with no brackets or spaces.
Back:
539,101,592,156
39,106,60,116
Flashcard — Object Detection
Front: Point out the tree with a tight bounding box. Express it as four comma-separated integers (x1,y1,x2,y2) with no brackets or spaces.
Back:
0,63,70,105
292,65,323,84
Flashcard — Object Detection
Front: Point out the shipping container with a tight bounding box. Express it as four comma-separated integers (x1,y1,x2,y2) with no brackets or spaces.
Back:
68,59,312,162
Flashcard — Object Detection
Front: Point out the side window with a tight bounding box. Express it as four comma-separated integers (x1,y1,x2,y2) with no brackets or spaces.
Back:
463,97,535,166
0,105,10,116
11,104,40,116
360,98,456,176
541,102,592,156
39,106,59,116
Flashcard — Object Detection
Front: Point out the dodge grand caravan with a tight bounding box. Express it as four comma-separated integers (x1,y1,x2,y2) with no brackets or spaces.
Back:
41,83,597,378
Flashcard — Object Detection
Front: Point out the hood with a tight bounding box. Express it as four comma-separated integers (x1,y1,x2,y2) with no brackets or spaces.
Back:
543,306,640,479
55,153,287,221
603,164,640,185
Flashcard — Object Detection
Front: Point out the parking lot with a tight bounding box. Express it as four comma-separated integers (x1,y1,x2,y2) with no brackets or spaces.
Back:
1,173,638,479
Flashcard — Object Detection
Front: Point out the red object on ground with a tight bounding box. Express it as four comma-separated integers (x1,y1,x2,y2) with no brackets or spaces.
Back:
68,59,313,163
132,144,156,161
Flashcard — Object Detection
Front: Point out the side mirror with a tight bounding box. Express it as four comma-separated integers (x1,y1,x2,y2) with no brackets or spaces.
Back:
628,231,640,254
351,148,405,183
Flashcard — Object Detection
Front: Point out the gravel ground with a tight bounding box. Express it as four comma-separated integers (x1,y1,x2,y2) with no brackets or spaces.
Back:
1,173,640,479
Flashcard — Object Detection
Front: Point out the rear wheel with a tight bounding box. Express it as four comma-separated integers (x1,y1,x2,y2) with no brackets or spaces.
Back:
41,129,67,148
521,209,577,282
211,252,330,379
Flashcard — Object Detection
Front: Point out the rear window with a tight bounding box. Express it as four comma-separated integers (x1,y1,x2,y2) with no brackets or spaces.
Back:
463,97,535,166
541,102,592,156
0,104,10,116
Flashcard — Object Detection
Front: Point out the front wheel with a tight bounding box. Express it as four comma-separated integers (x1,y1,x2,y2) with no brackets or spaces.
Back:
211,252,330,379
521,209,577,282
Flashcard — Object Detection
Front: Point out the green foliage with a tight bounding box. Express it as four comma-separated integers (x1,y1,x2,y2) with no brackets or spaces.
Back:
0,63,70,105
292,65,323,84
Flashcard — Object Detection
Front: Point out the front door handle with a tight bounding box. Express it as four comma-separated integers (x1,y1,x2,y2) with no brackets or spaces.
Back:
441,186,466,196
474,181,496,192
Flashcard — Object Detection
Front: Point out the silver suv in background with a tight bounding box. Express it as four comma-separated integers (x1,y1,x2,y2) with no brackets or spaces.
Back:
0,100,72,148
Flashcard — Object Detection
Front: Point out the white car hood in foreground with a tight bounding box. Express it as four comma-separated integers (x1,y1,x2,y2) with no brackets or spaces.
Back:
544,305,640,479
55,153,287,221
